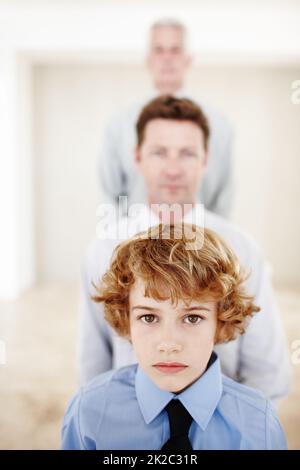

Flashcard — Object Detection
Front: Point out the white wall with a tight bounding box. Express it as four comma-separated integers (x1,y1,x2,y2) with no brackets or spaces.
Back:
1,0,300,298
33,63,300,286
33,63,150,282
189,66,300,286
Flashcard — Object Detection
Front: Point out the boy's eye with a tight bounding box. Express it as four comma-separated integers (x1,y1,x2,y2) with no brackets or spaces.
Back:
183,315,203,325
140,314,157,324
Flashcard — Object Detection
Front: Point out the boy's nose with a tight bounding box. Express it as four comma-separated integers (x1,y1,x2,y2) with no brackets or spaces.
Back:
157,338,183,354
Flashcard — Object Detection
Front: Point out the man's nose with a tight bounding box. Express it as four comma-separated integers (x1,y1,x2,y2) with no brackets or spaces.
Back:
163,159,182,179
162,50,173,61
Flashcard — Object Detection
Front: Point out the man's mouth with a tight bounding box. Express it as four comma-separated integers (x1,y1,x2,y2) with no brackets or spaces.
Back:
153,362,188,374
160,184,184,191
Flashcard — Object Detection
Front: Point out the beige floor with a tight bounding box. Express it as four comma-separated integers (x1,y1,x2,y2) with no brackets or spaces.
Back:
0,283,299,449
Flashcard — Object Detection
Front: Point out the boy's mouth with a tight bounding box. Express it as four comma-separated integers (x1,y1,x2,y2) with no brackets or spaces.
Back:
153,362,188,374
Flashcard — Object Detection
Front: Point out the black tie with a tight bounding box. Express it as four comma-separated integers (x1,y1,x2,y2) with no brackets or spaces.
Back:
161,399,193,450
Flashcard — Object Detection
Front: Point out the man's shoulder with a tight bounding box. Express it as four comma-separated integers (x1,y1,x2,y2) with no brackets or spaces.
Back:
82,236,119,280
189,96,233,136
83,215,129,266
85,236,119,259
82,209,152,282
86,207,152,257
106,96,152,127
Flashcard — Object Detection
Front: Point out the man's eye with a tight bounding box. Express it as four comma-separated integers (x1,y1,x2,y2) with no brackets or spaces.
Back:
151,150,165,158
140,314,157,324
183,315,202,325
181,151,196,158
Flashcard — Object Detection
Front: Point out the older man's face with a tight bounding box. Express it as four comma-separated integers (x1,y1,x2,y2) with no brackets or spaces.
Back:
147,26,191,90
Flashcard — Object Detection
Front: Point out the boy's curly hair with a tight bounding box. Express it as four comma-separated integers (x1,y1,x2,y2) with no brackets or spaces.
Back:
92,224,260,344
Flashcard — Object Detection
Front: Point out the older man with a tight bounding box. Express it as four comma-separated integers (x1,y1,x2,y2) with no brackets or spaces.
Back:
99,19,234,218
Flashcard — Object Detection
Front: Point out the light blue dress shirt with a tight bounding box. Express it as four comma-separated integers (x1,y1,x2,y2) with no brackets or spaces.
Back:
62,353,287,450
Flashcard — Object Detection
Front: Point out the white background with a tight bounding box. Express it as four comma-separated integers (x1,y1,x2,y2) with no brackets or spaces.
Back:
1,0,300,296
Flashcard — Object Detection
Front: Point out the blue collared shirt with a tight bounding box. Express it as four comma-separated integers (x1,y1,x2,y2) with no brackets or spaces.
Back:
62,355,287,450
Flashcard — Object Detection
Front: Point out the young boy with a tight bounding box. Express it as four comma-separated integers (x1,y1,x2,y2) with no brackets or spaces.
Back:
62,224,287,450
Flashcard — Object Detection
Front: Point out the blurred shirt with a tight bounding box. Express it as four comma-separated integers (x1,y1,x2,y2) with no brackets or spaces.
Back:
63,353,287,450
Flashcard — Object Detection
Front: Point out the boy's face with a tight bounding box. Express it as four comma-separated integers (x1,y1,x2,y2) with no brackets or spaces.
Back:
129,279,217,393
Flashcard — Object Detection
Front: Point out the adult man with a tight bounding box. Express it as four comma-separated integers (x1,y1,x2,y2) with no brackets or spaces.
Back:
99,19,233,218
80,96,291,404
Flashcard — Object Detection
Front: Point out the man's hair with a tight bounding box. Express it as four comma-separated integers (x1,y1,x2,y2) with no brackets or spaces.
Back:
136,95,210,149
150,18,187,35
92,224,260,344
149,18,188,49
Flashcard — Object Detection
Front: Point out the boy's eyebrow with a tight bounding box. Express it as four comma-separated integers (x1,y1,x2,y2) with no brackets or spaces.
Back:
132,305,158,312
183,306,211,312
131,305,211,312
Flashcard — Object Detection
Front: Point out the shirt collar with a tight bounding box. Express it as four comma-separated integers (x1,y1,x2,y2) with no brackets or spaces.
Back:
135,352,223,431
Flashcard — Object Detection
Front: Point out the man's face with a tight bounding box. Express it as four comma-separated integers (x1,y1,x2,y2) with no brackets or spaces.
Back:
129,279,217,393
147,26,191,89
135,119,208,206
